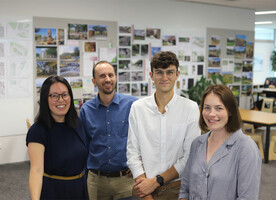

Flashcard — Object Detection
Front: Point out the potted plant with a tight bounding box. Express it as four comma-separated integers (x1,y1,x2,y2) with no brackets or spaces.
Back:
271,50,276,71
181,74,224,104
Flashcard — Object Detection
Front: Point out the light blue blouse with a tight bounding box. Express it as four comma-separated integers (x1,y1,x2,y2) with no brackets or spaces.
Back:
179,129,262,200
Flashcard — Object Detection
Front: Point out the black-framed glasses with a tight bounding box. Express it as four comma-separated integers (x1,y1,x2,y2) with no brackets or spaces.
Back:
153,70,177,79
48,93,70,101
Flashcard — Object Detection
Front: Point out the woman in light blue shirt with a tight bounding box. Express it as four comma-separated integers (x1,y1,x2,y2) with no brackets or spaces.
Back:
179,84,262,200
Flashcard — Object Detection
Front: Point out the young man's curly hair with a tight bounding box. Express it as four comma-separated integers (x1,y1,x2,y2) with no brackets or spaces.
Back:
150,51,179,72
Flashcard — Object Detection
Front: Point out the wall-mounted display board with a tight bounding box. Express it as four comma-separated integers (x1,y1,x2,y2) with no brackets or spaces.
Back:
0,18,33,137
33,17,207,118
206,28,254,108
33,16,117,116
0,19,255,137
117,24,206,97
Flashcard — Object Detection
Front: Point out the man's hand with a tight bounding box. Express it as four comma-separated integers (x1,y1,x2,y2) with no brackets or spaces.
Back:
134,177,159,198
126,169,133,178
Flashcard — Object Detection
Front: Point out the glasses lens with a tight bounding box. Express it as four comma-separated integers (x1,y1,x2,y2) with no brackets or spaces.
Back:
154,70,176,78
167,71,175,78
51,94,59,101
62,93,69,100
154,71,163,78
49,93,69,101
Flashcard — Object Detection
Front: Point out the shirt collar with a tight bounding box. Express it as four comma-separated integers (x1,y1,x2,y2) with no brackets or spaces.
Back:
150,92,178,112
198,132,209,143
166,93,178,108
225,129,242,146
95,92,119,108
198,129,242,146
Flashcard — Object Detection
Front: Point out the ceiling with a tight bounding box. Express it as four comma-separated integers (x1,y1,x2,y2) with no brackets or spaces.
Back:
173,0,276,29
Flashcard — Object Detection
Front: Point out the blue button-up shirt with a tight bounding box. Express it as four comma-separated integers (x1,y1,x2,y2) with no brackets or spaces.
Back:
80,92,137,172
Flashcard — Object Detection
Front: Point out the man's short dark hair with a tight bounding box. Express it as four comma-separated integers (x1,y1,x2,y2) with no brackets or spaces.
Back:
150,51,179,72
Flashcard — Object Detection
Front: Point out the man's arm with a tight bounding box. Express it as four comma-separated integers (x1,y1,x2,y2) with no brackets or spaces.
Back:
79,107,91,144
127,105,145,178
127,104,153,199
174,106,201,176
134,166,179,198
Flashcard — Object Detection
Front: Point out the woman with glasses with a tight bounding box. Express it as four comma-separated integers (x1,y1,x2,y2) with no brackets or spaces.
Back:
26,76,89,200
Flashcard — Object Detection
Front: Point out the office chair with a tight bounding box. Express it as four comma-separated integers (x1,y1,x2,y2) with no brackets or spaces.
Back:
242,123,264,159
269,135,276,161
261,98,274,113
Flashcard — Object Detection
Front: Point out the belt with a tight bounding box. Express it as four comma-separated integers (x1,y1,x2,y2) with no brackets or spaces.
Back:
155,180,181,193
43,171,85,180
89,169,129,177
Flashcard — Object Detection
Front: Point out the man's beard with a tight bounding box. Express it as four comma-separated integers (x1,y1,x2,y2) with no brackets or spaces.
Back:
100,83,116,95
102,88,115,94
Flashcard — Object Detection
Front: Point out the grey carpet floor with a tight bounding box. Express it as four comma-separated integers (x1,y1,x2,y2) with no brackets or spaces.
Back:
0,161,275,200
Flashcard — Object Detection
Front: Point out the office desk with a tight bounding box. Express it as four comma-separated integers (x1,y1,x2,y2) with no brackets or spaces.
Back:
254,88,276,102
239,109,276,163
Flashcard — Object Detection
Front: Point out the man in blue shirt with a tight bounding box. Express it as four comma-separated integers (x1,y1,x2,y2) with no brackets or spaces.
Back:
80,61,137,200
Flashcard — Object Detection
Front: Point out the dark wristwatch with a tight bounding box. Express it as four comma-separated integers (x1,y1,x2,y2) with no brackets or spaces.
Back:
156,175,164,186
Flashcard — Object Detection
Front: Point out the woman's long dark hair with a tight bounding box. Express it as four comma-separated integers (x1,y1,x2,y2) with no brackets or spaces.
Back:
35,76,78,130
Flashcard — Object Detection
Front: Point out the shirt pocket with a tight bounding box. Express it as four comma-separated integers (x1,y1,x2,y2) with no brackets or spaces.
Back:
113,119,129,137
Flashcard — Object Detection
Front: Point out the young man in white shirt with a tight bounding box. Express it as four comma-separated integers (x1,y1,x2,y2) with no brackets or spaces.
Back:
127,51,201,200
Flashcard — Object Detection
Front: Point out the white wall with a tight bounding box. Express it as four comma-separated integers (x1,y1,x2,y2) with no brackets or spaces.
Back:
0,0,254,30
254,40,275,85
0,0,255,164
0,134,29,164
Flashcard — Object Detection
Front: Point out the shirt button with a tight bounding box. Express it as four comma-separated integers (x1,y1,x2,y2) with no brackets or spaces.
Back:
107,122,110,124
107,110,109,112
109,159,111,162
122,120,124,123
108,134,110,136
108,146,111,149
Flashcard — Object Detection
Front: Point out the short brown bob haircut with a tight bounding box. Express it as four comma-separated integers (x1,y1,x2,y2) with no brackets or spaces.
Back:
199,84,242,133
150,51,179,72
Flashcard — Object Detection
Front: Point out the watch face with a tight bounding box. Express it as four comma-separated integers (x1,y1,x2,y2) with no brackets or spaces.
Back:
157,175,164,186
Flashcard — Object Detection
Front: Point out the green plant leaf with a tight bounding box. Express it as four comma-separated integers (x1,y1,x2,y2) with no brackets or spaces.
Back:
271,50,276,71
181,75,226,103
210,73,217,84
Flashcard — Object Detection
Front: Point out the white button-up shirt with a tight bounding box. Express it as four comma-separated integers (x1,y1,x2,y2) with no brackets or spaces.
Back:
127,93,201,180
